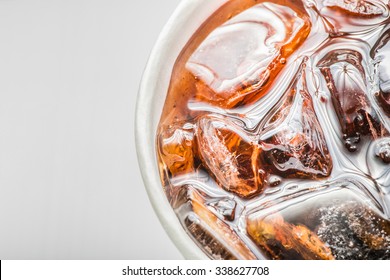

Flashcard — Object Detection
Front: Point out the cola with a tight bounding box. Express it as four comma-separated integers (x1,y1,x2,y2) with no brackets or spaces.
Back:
156,0,390,259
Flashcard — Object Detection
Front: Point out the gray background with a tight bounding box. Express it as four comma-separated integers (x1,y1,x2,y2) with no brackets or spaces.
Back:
0,0,183,259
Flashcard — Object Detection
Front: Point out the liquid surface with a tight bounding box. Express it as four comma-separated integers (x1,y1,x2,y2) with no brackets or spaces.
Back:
157,0,390,259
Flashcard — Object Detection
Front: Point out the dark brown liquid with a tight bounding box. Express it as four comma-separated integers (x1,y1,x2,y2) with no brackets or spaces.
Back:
157,0,390,259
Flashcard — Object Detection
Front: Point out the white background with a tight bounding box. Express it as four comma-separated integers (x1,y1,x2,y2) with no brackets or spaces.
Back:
0,0,183,259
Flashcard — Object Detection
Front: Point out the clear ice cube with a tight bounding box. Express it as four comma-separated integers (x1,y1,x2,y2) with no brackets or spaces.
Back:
314,0,389,34
196,115,264,198
187,2,311,108
157,123,195,177
246,181,390,259
185,189,256,260
318,49,388,151
259,63,333,179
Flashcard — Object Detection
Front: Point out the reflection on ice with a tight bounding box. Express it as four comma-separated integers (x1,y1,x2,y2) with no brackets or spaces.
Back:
187,2,310,108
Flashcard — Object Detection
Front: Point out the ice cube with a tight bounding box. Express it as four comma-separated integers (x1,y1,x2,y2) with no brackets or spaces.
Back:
185,190,256,260
246,181,390,259
196,115,264,198
157,123,195,178
318,49,388,152
247,213,334,260
259,63,333,179
187,2,311,108
313,0,389,34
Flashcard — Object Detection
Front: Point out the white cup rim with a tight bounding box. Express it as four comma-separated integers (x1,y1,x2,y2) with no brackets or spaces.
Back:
135,0,230,259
